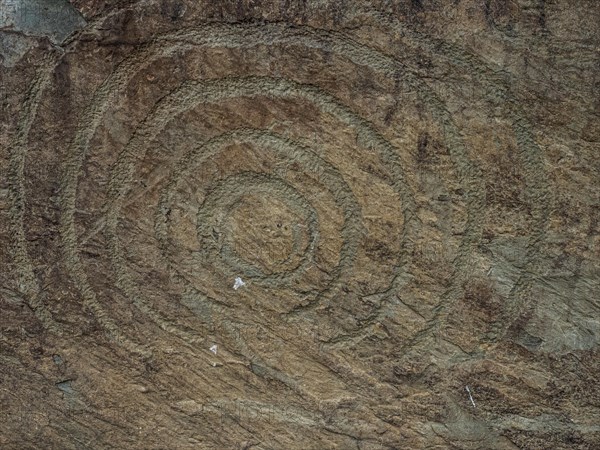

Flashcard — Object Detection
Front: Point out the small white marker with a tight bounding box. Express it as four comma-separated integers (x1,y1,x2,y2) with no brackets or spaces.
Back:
465,385,476,408
233,277,246,290
209,344,218,355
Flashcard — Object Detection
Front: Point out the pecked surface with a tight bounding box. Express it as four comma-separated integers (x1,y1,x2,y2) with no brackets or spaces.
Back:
1,1,599,449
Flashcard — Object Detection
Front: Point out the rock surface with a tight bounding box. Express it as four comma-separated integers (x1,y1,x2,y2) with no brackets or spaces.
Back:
1,1,599,448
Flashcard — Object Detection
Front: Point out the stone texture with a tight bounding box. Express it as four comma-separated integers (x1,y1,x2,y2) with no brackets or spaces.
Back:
1,1,599,449
0,0,85,66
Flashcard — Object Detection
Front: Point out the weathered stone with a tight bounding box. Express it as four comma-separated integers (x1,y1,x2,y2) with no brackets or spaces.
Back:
1,1,599,448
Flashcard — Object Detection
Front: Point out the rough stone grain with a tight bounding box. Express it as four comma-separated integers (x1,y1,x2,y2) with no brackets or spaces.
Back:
1,1,599,449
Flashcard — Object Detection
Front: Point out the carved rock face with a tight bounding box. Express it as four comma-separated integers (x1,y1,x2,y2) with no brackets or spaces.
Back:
1,1,599,449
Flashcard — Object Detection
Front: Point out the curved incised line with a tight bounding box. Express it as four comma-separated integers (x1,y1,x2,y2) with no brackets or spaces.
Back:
156,128,360,303
195,171,320,282
8,55,62,334
60,22,490,352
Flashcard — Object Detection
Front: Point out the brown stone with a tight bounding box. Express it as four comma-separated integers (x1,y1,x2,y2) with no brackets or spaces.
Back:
1,1,599,448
